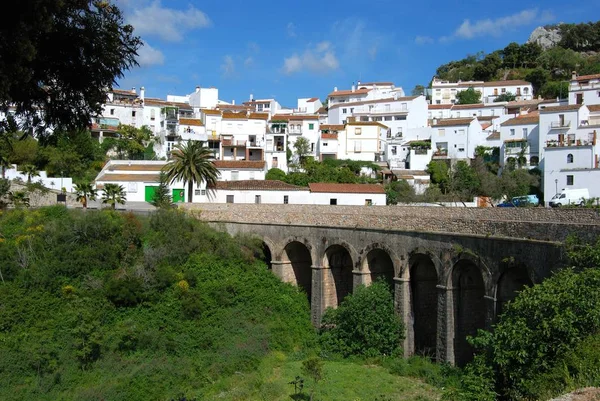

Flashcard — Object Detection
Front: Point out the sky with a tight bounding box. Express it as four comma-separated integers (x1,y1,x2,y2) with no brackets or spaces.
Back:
114,0,600,107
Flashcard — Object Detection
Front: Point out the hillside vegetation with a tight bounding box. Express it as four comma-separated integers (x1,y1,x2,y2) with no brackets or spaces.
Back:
434,21,600,99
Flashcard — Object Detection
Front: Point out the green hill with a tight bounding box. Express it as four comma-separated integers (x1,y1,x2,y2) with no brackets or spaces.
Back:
433,21,600,99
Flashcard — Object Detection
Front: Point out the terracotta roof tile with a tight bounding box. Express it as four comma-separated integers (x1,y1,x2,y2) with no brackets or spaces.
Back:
476,116,501,121
431,118,474,127
202,109,222,115
328,88,371,98
111,89,137,96
428,104,453,110
217,104,252,111
97,173,160,182
501,114,539,126
179,118,203,126
481,122,492,130
486,132,501,140
481,80,530,87
587,105,600,112
213,180,306,191
320,124,345,131
222,111,247,120
540,105,581,113
248,112,269,120
309,183,385,194
346,121,388,129
573,73,600,82
451,103,504,110
321,133,338,139
306,97,320,102
213,160,266,169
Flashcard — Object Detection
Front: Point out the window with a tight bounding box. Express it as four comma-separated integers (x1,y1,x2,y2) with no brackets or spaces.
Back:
201,189,206,196
110,109,115,115
355,128,362,135
311,143,315,152
438,129,445,137
576,93,583,104
342,108,347,114
522,128,528,136
373,116,382,121
226,195,234,203
264,104,270,109
510,129,515,136
493,89,498,96
255,195,261,204
384,116,392,121
354,141,362,152
323,142,328,146
308,123,314,130
150,109,155,120
567,175,574,186
365,199,372,206
458,145,465,152
257,104,263,111
195,189,201,196
458,129,465,135
132,111,136,117
330,198,338,205
283,195,289,204
501,88,506,94
436,100,441,104
567,153,574,163
391,146,397,155
350,108,354,113
231,170,239,180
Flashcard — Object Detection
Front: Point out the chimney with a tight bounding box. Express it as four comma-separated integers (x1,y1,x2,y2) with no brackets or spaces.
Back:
140,86,145,101
195,86,200,93
357,80,361,86
131,87,136,94
572,71,577,80
334,87,338,92
250,93,254,101
232,100,235,105
351,84,356,93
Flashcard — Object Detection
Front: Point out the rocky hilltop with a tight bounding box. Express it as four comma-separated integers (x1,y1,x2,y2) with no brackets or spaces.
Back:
528,25,562,49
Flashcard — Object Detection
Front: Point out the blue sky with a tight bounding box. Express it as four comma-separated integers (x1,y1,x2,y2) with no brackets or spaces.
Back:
114,0,600,107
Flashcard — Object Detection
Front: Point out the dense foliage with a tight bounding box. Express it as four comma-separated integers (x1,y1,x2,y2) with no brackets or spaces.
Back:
0,208,314,400
320,281,404,357
266,159,380,187
431,22,600,98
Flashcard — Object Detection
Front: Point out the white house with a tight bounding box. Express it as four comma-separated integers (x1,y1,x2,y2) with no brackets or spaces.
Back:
295,97,323,114
431,78,533,105
266,120,288,172
430,118,484,160
212,180,309,204
340,121,388,162
450,103,506,119
499,113,540,169
213,160,266,181
270,114,320,161
569,73,600,106
318,125,344,161
428,104,453,121
307,183,386,206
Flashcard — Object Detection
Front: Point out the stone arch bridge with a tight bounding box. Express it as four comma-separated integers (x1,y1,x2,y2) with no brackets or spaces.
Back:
188,204,600,366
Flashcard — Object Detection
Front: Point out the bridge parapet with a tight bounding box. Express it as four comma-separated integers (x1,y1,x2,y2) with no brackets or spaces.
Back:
184,204,600,242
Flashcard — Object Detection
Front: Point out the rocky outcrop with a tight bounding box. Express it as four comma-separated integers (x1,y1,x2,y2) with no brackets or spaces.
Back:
528,25,562,49
549,388,600,401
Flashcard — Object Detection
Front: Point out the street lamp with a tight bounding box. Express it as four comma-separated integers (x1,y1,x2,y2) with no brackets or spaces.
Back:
555,178,558,195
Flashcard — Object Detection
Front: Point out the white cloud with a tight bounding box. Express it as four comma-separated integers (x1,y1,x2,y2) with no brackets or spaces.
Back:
137,41,164,66
221,55,236,77
126,1,211,42
244,57,254,67
287,22,297,38
415,35,434,45
282,41,339,75
446,8,555,40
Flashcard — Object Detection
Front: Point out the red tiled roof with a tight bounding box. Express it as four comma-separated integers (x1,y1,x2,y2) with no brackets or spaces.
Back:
481,80,530,87
309,183,385,194
431,118,474,127
179,118,203,126
242,99,272,105
316,106,328,114
202,109,222,115
328,88,371,98
486,131,501,140
320,124,345,131
540,105,581,113
481,123,492,130
213,180,306,191
428,104,452,110
111,88,137,96
573,73,600,82
329,96,418,110
96,173,160,182
587,105,600,112
222,111,247,120
451,103,503,110
248,112,269,120
213,160,266,169
217,104,252,111
270,114,319,121
107,164,165,171
306,97,320,102
501,114,539,126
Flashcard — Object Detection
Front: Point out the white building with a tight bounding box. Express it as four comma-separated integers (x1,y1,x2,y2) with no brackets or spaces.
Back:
569,73,600,106
450,103,506,119
295,97,323,114
307,183,386,206
266,120,288,171
318,125,345,161
499,113,540,169
213,160,266,181
270,114,321,162
339,121,388,162
430,118,484,160
431,78,533,105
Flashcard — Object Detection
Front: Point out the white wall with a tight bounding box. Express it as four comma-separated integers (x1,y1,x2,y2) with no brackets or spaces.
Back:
309,191,386,206
569,77,600,106
218,169,265,181
5,165,74,193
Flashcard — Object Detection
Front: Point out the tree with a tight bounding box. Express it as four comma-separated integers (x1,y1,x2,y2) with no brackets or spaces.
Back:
526,69,550,95
74,182,97,210
8,191,30,208
20,164,39,184
163,141,220,203
427,160,450,193
540,81,569,99
102,183,126,210
0,1,141,137
293,137,311,166
301,357,324,401
494,92,516,102
411,84,426,96
320,280,404,357
456,87,481,105
110,125,155,160
0,178,10,209
450,161,480,200
265,168,286,181
150,172,173,209
385,180,415,205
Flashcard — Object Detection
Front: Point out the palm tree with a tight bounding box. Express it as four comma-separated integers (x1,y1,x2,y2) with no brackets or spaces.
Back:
20,164,39,183
163,141,219,203
74,182,98,210
101,183,126,210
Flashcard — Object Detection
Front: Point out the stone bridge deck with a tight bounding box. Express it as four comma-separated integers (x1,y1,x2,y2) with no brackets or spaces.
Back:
185,204,600,242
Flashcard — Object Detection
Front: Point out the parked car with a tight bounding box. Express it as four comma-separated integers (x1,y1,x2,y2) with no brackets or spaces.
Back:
497,195,540,208
549,188,590,207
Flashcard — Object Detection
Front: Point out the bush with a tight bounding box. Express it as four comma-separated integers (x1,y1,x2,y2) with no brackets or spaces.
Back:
265,168,286,181
320,280,404,357
104,276,145,307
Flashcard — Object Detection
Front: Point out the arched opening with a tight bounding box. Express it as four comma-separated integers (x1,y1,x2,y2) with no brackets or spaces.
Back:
496,266,532,317
410,254,438,358
365,248,394,288
323,245,354,308
261,242,272,270
282,241,312,302
530,156,539,167
567,153,574,164
452,259,486,366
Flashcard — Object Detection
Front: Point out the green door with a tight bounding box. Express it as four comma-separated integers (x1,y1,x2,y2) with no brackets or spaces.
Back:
145,186,159,202
172,189,185,203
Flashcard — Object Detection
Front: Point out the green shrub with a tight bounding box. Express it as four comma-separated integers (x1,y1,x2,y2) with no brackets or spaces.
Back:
320,280,404,357
104,276,145,307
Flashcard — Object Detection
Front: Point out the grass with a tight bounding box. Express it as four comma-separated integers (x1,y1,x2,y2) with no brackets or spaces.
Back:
200,352,441,401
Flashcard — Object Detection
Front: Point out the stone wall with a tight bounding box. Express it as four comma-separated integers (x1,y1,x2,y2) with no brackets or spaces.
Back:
186,203,600,242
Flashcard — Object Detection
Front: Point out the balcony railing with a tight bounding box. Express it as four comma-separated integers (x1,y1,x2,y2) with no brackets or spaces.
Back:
222,139,247,147
550,120,571,129
288,129,303,135
545,139,593,147
433,150,448,157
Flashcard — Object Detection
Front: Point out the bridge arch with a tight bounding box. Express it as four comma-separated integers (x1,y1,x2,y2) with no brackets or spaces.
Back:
280,238,314,303
495,261,533,317
359,243,400,288
321,242,356,308
450,255,488,366
260,237,276,269
408,250,440,358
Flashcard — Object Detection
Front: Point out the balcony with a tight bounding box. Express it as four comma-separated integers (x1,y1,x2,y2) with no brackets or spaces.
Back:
248,140,264,148
545,139,594,148
321,133,338,140
222,139,247,147
288,129,303,135
550,120,571,129
433,150,448,158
